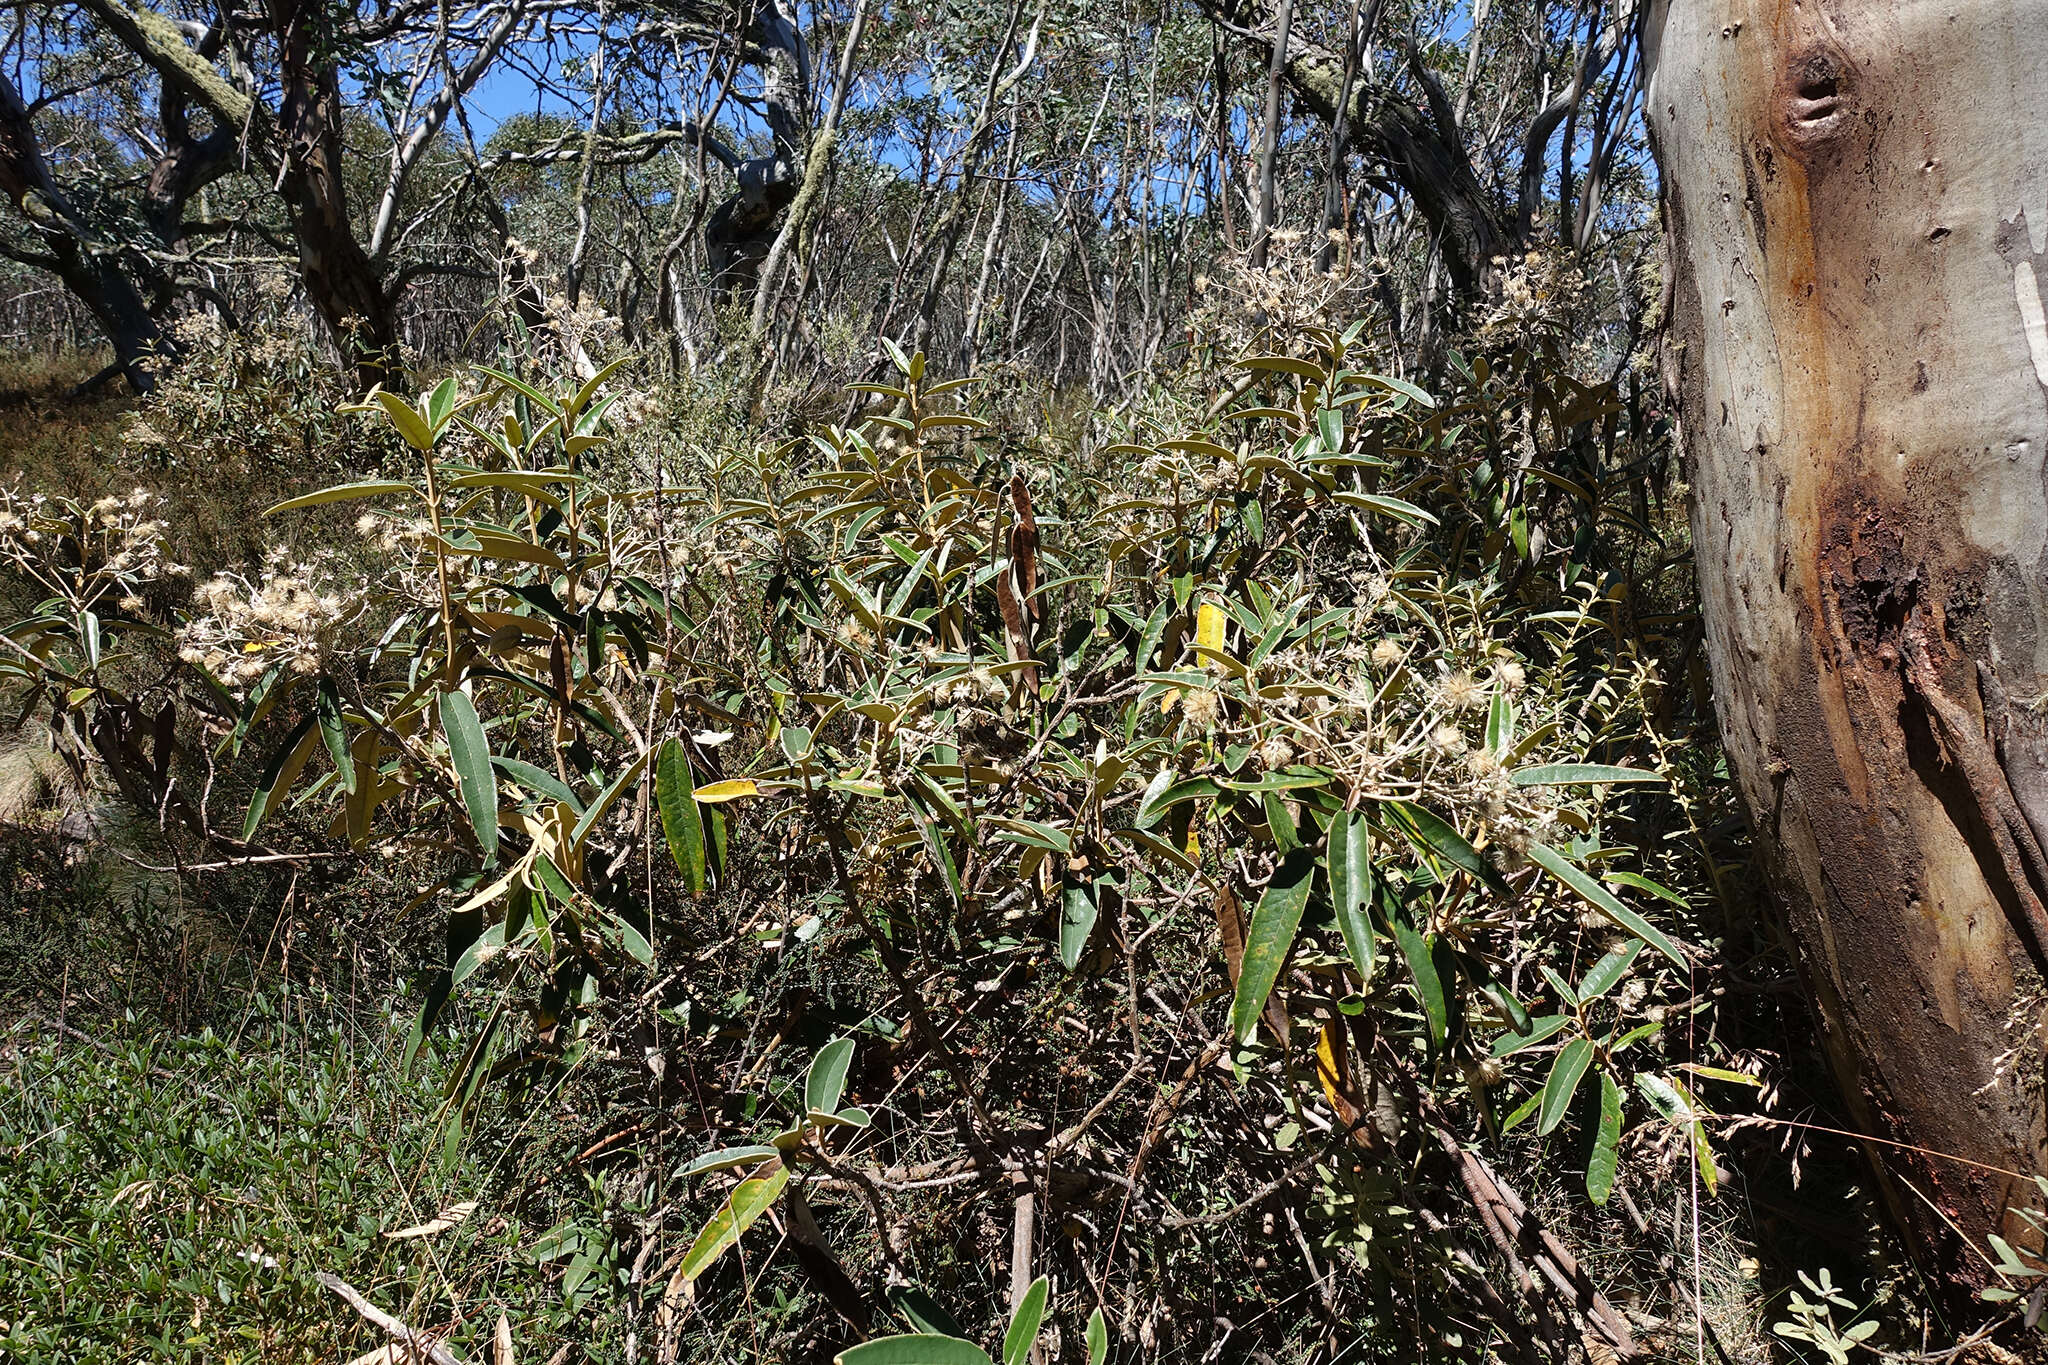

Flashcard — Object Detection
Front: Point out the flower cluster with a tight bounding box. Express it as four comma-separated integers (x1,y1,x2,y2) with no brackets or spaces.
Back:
0,486,182,613
177,552,358,687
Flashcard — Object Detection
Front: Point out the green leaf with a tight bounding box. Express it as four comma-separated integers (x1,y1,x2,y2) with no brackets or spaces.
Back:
1491,1014,1572,1057
440,691,499,867
1537,1037,1594,1136
242,712,318,840
1262,790,1299,851
1527,843,1688,969
805,1037,855,1116
609,910,655,964
1510,763,1664,786
1133,598,1173,673
681,1146,782,1178
472,363,562,415
491,755,584,812
1059,869,1099,972
1356,371,1437,409
1485,691,1513,754
1230,848,1316,1044
424,376,459,435
569,353,635,418
375,391,436,450
567,750,651,853
656,738,708,894
1387,801,1508,898
1577,941,1643,1002
1135,776,1221,829
1586,1072,1622,1204
1086,1308,1109,1365
1331,491,1438,528
315,678,354,794
1326,810,1376,983
887,1287,968,1338
1390,907,1447,1052
263,480,419,517
836,1337,992,1365
1003,1275,1049,1365
1602,870,1688,906
680,1164,789,1283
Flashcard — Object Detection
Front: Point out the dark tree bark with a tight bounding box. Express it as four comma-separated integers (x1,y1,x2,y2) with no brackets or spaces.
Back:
267,0,402,388
1202,0,1511,300
0,72,166,390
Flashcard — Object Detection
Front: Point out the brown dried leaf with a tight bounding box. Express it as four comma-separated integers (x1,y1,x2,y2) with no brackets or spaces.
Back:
383,1199,478,1241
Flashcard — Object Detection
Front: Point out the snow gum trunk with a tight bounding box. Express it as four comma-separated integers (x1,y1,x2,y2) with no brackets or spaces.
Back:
1646,0,2048,1295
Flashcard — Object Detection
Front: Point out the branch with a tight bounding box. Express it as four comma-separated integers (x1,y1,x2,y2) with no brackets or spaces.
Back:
316,1273,461,1365
72,0,259,147
368,0,533,257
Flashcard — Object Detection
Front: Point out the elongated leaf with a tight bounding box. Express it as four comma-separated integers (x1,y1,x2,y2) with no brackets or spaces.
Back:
315,677,354,794
1527,842,1688,969
1059,869,1098,971
1537,1037,1594,1135
569,353,635,418
375,391,435,450
1486,691,1513,754
887,1287,968,1338
656,738,708,894
682,1145,782,1177
1136,776,1221,829
836,1337,992,1365
264,480,418,516
1587,1072,1623,1204
492,755,584,812
1229,848,1316,1044
243,712,318,840
1326,810,1376,983
1086,1308,1108,1365
424,376,459,435
1195,600,1227,656
693,779,760,803
1237,354,1326,380
440,691,499,866
609,909,655,964
681,1164,789,1282
1331,491,1438,528
1387,801,1508,897
1511,763,1664,786
1577,941,1643,1002
1390,908,1447,1052
1003,1275,1049,1365
473,363,561,415
1491,1013,1573,1057
1133,598,1173,673
806,1037,855,1116
567,751,650,852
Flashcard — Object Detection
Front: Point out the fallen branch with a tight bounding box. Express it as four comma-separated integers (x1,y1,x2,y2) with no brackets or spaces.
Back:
317,1272,463,1365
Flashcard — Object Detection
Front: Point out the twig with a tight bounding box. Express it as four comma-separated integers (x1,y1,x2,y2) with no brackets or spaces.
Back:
317,1272,463,1365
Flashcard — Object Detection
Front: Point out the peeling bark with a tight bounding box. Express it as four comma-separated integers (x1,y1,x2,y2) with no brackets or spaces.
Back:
1645,0,2048,1299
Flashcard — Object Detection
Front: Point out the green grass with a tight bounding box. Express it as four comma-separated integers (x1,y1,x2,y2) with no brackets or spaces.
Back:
0,989,622,1364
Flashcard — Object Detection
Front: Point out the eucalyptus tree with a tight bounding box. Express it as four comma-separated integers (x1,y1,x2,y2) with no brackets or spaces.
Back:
1647,0,2048,1301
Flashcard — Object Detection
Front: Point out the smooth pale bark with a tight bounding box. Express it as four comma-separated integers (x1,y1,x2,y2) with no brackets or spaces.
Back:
1645,0,2048,1296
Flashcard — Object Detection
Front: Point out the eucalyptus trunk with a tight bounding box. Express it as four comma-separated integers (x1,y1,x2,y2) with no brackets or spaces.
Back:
1646,0,2048,1299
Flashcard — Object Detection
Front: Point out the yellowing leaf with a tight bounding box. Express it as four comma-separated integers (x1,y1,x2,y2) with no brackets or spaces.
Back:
680,1164,788,1282
1196,600,1227,655
1315,1022,1346,1111
692,779,760,803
